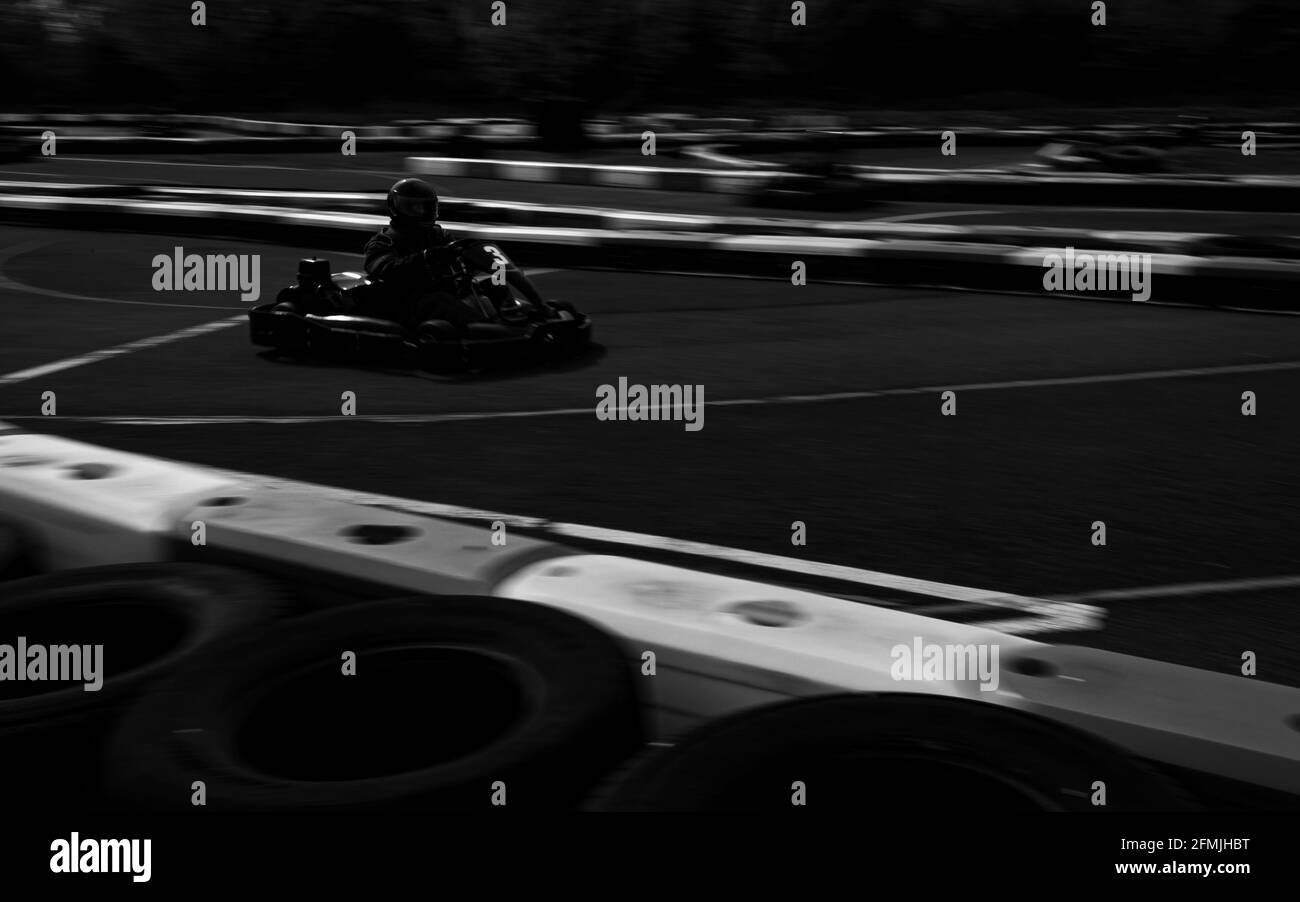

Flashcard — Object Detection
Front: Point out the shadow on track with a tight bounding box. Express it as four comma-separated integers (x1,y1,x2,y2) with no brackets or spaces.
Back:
253,343,608,384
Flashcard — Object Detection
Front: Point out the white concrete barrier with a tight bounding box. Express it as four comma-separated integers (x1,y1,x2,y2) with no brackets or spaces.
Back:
494,553,1045,738
0,428,241,569
173,484,567,596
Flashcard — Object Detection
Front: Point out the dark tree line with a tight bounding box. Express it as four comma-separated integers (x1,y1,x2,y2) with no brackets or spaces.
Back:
1,0,1294,115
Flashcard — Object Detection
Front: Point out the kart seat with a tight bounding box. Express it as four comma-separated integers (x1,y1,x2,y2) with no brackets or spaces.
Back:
463,322,520,341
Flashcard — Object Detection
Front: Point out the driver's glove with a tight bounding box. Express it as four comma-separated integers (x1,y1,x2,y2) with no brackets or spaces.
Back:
422,244,455,275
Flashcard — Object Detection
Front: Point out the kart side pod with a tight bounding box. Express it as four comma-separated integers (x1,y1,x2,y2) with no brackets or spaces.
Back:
297,257,332,288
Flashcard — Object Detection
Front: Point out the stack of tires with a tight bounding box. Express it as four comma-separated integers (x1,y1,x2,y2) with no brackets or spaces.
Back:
0,551,1203,812
589,694,1194,811
1,561,643,812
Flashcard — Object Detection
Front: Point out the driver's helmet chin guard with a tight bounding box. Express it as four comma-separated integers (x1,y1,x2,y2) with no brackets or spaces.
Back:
387,178,440,231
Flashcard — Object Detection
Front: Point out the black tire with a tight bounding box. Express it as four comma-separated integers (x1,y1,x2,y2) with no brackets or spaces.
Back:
0,564,283,812
250,296,308,351
107,596,645,811
589,693,1195,812
416,318,459,342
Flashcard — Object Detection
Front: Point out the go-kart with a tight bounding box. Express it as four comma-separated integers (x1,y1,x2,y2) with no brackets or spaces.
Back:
248,237,592,371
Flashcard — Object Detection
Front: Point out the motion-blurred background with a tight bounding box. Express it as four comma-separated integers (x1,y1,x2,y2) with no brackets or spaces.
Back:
4,0,1297,116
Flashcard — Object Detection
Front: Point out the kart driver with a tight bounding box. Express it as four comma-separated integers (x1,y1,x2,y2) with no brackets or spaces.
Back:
362,178,473,328
363,178,548,329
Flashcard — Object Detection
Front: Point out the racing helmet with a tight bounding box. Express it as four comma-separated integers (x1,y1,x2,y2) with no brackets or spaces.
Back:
387,178,440,228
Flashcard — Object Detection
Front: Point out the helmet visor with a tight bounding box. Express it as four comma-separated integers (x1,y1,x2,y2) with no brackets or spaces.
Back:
393,194,438,224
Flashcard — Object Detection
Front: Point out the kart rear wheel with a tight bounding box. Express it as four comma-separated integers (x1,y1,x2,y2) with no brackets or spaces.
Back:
416,320,468,372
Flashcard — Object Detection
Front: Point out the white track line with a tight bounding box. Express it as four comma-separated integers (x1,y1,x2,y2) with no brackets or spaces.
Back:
0,317,246,386
1049,573,1300,604
0,275,242,311
26,358,1300,424
190,467,1099,636
0,240,245,310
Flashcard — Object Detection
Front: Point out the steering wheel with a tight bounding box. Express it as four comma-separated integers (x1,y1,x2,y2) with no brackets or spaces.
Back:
428,238,493,278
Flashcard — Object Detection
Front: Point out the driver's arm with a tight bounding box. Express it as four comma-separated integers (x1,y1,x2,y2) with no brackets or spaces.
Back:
363,231,428,289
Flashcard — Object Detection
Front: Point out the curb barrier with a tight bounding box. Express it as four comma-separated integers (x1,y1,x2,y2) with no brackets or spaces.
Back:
3,181,1261,257
493,553,1045,740
407,156,792,192
859,170,1300,211
672,124,1300,149
0,127,837,154
0,112,808,135
0,563,286,811
588,693,1198,811
681,130,1170,170
406,154,1300,211
1002,644,1300,797
498,554,1300,803
684,122,1300,154
0,424,573,596
0,429,243,570
1,195,1297,309
171,483,572,599
107,596,645,811
0,114,526,139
